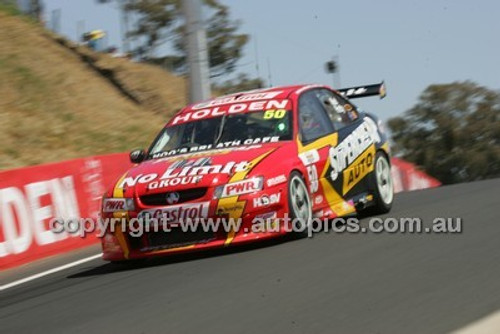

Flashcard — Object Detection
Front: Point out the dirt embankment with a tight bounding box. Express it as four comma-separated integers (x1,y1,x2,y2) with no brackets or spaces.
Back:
0,10,186,169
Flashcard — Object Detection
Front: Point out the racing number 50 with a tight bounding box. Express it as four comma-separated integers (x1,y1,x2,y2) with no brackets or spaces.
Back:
263,109,286,119
307,165,319,193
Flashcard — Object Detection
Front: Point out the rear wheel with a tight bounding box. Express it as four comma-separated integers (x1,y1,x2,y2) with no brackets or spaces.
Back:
368,152,394,214
288,172,312,234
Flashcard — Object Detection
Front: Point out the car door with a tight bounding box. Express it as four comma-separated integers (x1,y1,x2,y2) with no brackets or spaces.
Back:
297,88,368,217
315,89,377,199
297,89,339,214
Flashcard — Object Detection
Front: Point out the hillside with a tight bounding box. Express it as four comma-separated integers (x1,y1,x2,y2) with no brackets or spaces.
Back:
0,9,187,170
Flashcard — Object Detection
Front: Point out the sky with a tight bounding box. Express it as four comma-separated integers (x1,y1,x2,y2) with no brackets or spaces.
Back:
39,0,500,121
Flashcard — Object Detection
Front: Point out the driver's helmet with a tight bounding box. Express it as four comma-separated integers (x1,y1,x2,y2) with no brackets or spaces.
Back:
300,101,321,132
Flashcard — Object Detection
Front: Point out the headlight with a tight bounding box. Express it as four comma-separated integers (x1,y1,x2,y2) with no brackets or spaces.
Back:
214,176,264,199
102,196,135,212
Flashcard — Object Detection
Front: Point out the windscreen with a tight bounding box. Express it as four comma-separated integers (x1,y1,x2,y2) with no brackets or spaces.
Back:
149,109,292,158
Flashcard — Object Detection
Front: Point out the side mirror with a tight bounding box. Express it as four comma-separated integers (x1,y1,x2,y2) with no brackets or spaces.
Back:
130,149,146,164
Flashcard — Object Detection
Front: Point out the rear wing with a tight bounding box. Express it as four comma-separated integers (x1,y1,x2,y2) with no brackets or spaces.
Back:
338,82,386,99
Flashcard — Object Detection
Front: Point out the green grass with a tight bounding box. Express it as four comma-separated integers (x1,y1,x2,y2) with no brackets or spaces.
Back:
1,56,44,88
0,3,21,16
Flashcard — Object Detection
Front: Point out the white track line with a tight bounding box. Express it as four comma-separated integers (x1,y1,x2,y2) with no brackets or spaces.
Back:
450,309,500,334
0,253,102,292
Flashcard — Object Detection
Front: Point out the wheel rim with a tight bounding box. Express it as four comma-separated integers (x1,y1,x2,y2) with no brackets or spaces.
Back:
290,176,312,223
376,156,394,205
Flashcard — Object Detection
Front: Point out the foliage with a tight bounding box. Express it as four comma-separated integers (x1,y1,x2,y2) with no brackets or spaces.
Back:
99,0,249,78
124,0,178,58
0,0,21,16
388,81,500,184
212,73,264,95
29,0,43,20
170,0,248,77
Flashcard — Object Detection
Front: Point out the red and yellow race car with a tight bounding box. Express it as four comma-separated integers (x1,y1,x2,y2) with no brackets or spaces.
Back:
101,83,393,261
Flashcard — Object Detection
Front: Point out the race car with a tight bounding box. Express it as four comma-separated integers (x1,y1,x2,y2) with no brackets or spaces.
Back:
101,83,393,261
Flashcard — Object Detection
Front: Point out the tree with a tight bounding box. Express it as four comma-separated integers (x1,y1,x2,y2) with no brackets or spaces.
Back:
124,0,178,58
170,0,249,77
98,0,249,78
388,81,500,184
4,0,43,19
0,0,17,6
31,0,42,18
212,73,264,95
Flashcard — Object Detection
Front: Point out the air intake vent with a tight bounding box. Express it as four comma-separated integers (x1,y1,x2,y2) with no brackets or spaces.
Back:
140,188,208,206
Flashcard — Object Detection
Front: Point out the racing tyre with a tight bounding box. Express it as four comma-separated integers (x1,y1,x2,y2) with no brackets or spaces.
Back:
288,171,312,235
368,151,394,214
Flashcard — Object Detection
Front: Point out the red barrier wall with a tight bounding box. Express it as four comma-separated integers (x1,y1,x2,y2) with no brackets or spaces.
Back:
391,157,441,193
0,153,131,270
0,154,439,270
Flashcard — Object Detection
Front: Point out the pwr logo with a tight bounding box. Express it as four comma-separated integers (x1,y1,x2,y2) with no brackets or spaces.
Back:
221,178,262,198
102,199,126,212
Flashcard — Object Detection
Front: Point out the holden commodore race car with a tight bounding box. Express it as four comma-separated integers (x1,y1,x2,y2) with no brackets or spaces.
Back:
101,82,393,262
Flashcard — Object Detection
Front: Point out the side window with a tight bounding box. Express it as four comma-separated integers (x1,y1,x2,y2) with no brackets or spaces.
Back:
315,89,360,130
298,90,334,143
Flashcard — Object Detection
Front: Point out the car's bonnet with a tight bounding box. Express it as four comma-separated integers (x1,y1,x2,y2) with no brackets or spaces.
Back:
115,142,290,197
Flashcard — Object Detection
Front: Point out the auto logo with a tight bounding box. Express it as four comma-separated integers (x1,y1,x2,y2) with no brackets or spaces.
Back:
166,192,180,205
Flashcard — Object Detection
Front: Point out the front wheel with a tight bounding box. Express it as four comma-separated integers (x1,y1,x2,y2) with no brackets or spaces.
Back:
288,172,312,234
368,152,394,214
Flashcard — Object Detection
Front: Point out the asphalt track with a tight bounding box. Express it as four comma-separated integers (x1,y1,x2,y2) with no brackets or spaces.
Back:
1,179,499,334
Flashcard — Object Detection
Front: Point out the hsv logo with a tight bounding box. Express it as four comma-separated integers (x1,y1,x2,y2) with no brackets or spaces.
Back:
221,178,263,198
253,193,281,208
103,198,126,212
